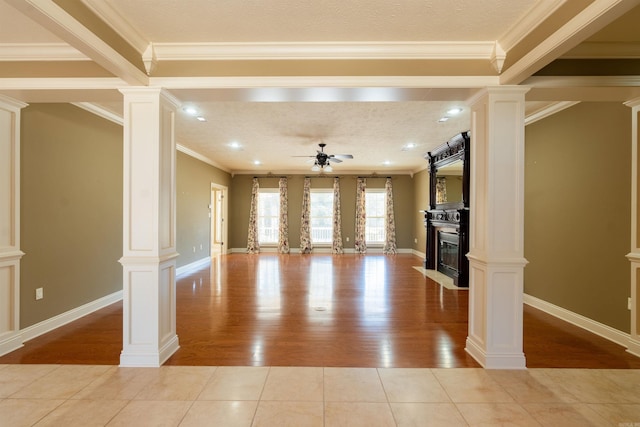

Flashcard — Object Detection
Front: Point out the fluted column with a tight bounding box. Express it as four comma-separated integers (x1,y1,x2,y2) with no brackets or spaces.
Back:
119,88,180,367
0,95,27,356
465,87,529,369
625,97,640,357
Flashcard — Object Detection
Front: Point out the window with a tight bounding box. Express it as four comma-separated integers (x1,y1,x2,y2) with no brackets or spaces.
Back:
365,190,385,244
258,190,279,244
310,190,333,244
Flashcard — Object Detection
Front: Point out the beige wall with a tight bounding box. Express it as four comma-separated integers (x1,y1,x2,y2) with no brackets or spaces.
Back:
524,102,631,332
413,168,429,255
229,174,416,250
20,104,232,329
176,152,231,266
20,104,123,328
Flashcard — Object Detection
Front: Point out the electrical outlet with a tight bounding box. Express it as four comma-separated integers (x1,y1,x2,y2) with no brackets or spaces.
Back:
629,297,633,310
414,238,418,243
193,246,196,253
35,287,43,300
200,244,203,250
346,237,350,242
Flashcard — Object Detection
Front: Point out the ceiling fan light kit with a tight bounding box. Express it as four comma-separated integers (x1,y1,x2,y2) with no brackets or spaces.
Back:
296,143,353,172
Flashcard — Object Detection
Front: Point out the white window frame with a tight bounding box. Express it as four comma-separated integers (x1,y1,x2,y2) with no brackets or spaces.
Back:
365,189,386,246
310,189,334,246
257,189,280,245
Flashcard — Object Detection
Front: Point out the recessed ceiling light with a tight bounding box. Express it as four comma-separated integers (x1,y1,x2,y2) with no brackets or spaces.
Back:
183,106,198,116
196,116,206,122
446,107,463,115
229,141,241,149
405,142,416,149
253,160,261,165
383,160,391,166
438,117,449,123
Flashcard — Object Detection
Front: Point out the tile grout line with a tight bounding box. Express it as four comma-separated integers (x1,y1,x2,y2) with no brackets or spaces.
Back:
430,368,471,426
375,367,399,427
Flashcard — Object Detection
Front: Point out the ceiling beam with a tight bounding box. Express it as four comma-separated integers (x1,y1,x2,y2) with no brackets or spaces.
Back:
501,0,640,85
4,0,148,85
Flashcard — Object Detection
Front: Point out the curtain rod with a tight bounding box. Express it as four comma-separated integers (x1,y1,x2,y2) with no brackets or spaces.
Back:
250,174,393,179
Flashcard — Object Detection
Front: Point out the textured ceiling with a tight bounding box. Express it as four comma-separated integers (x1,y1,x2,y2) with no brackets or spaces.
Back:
1,0,639,174
175,101,470,174
102,0,536,43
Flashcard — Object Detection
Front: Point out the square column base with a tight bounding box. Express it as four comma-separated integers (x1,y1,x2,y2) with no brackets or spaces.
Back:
120,335,179,367
466,337,526,369
119,255,179,368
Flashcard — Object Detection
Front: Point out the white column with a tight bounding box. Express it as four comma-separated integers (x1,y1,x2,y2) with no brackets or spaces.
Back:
119,88,180,367
0,95,27,356
625,97,640,357
465,87,529,369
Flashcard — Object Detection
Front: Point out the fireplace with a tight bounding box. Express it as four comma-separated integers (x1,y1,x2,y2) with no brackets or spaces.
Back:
438,231,460,279
423,131,470,287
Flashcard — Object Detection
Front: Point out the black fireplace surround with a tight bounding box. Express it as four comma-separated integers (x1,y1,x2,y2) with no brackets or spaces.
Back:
423,132,470,287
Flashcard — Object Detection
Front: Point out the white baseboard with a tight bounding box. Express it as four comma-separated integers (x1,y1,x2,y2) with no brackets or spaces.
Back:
523,293,631,349
176,257,211,276
412,249,426,259
20,290,123,343
0,332,24,357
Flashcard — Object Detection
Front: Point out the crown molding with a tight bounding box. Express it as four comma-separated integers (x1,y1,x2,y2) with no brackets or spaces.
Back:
152,41,496,61
624,97,640,108
524,75,640,87
71,101,123,125
500,0,639,85
498,1,565,53
0,94,28,109
524,101,580,125
0,43,88,61
81,0,149,54
4,0,148,85
177,144,231,173
66,100,231,172
0,77,126,90
150,75,500,89
562,41,640,58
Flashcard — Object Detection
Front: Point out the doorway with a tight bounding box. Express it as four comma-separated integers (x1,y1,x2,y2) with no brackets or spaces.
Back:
210,183,228,255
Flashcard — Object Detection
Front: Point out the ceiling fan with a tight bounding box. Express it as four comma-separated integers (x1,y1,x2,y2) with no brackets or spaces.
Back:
295,143,353,172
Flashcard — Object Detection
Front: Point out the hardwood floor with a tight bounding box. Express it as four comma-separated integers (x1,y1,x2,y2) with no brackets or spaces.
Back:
1,253,639,369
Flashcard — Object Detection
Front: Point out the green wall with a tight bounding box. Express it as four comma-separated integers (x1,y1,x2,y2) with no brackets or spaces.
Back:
21,104,123,328
524,102,631,332
229,174,417,250
176,152,231,266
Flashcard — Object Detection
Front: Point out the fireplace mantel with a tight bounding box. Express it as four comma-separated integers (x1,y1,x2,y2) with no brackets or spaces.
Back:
423,132,470,287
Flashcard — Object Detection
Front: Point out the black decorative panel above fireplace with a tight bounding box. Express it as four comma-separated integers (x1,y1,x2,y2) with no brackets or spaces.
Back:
423,131,470,287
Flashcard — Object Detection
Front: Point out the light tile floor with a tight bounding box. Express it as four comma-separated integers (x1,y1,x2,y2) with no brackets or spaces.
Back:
1,364,639,426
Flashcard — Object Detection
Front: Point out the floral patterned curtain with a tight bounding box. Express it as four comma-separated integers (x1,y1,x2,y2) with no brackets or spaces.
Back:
436,177,447,204
354,177,367,254
383,177,397,254
246,177,260,254
278,177,290,254
332,177,344,254
300,177,312,254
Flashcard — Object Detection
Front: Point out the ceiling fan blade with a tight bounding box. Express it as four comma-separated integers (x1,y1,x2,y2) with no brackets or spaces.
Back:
333,154,354,159
329,157,343,163
292,155,316,157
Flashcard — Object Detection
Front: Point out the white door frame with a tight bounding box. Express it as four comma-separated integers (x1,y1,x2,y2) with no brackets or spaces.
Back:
211,183,228,254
